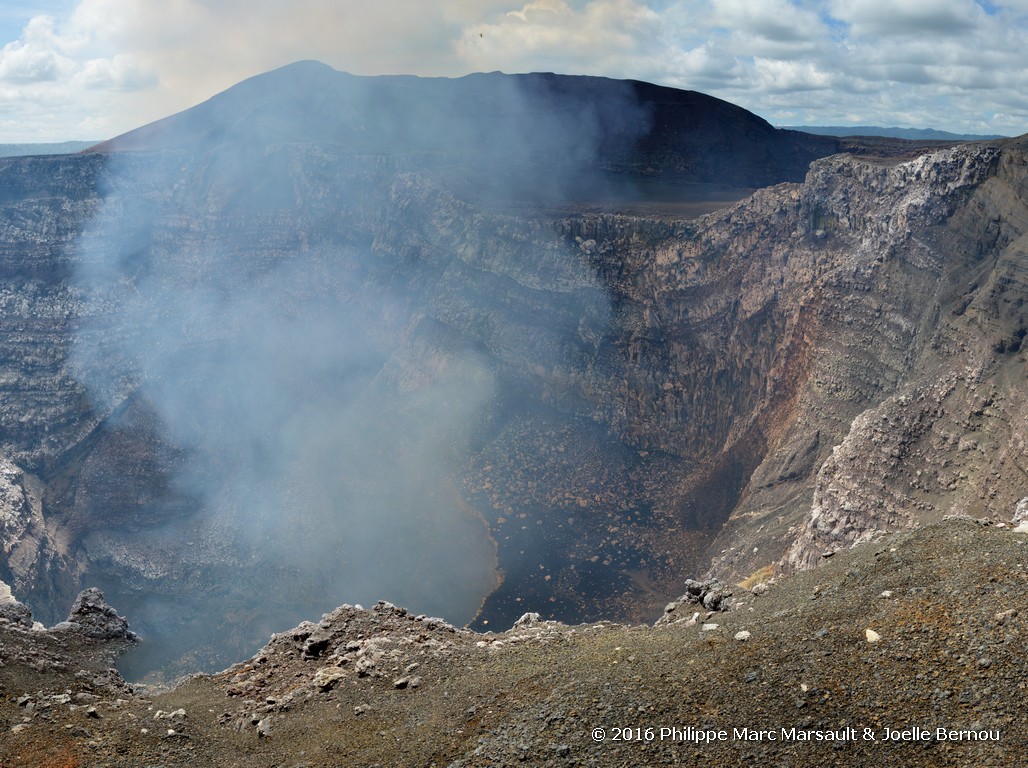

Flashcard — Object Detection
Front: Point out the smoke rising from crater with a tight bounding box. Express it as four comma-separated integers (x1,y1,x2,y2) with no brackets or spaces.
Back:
68,65,641,677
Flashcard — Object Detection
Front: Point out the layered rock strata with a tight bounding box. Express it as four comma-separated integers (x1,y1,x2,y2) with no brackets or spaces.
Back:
0,68,1023,673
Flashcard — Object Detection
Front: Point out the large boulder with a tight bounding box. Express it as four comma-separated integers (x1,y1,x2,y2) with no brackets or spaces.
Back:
56,587,137,642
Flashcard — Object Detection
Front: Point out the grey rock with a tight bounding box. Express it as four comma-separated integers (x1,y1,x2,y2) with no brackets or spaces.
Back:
257,717,273,737
0,599,33,628
513,612,542,628
656,579,738,625
60,588,137,642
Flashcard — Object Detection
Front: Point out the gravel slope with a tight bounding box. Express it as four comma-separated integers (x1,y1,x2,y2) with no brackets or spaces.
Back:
1,516,1026,767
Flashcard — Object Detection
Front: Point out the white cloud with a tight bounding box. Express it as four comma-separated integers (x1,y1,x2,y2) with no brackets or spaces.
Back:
711,0,825,43
76,53,156,91
752,58,837,92
663,42,747,89
828,0,984,36
459,0,662,75
0,7,166,139
0,15,72,83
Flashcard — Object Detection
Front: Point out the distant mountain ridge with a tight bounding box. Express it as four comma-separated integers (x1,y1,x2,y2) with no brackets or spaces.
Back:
87,62,971,213
782,125,1007,141
0,141,98,158
90,60,845,196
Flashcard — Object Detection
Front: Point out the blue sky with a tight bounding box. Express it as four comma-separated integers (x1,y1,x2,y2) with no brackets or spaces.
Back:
1,0,1026,142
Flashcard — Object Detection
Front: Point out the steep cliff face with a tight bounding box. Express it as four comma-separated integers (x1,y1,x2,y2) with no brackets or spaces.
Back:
441,138,1026,608
691,144,1027,581
773,148,1028,574
0,65,1023,677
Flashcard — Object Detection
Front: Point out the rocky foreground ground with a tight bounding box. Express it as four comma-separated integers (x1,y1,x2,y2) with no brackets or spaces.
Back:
1,515,1026,767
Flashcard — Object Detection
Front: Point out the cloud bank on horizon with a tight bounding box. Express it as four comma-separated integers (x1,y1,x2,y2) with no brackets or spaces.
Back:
0,0,1026,142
